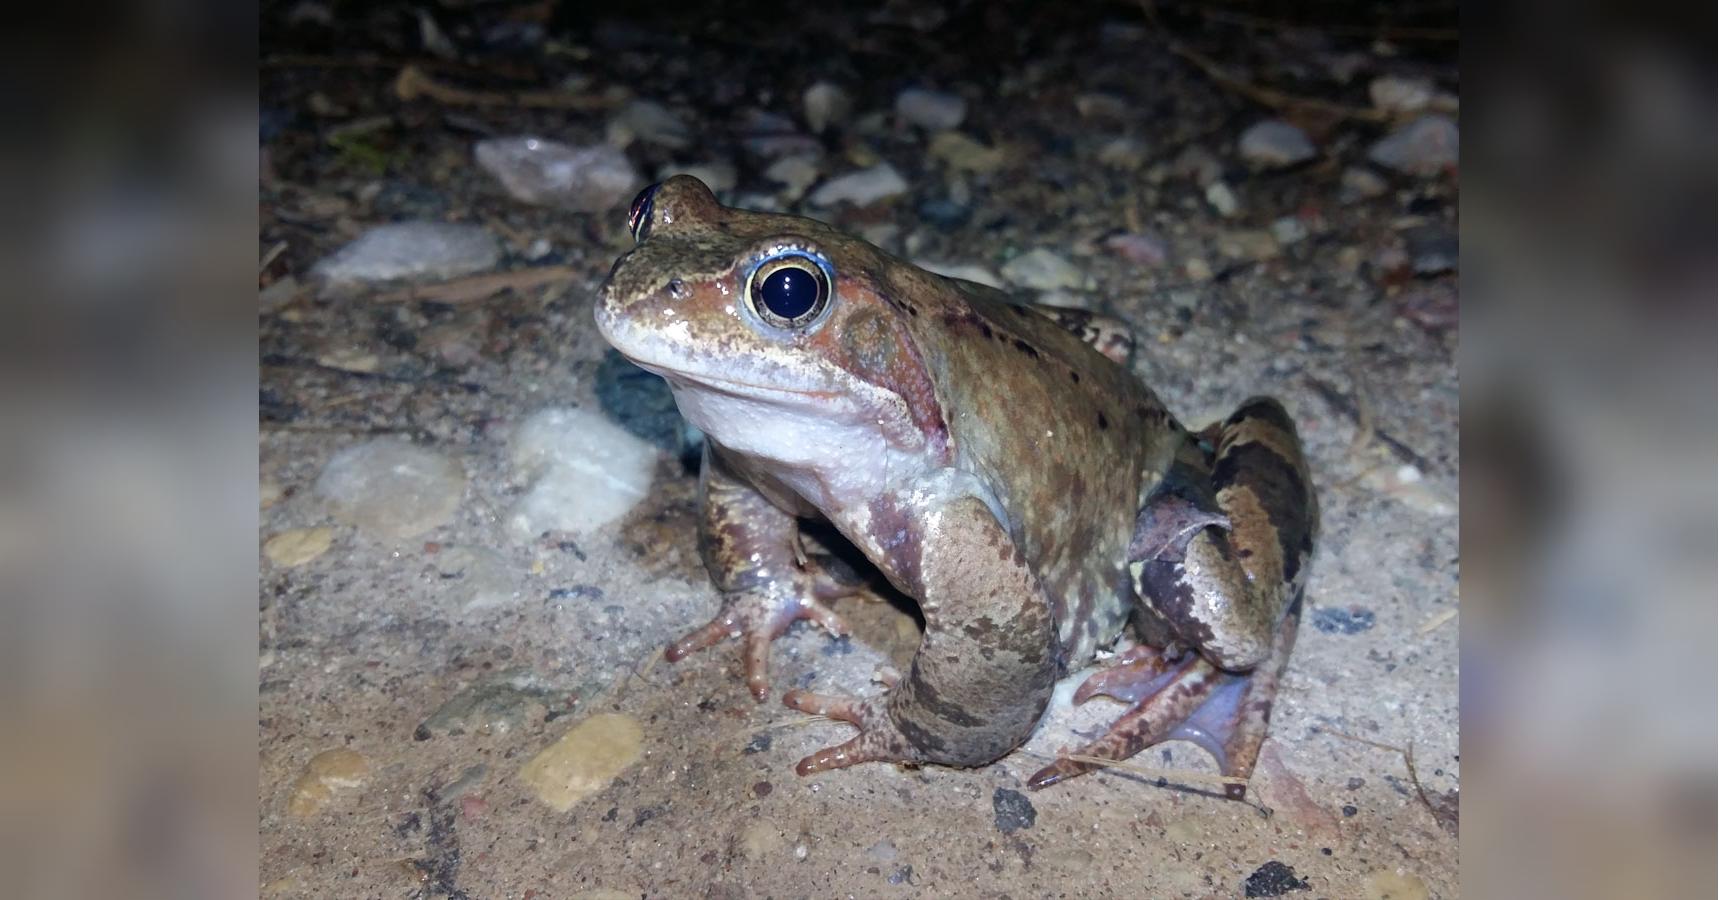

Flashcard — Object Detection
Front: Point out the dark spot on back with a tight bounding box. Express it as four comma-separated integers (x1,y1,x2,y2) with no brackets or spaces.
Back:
1012,339,1039,359
1096,411,1109,430
1069,370,1080,383
979,323,993,339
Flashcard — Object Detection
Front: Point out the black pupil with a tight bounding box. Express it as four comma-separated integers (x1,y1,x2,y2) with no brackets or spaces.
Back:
759,267,819,320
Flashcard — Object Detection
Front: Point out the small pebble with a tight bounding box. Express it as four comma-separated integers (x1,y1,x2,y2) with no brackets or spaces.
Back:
1238,119,1317,169
1243,860,1310,897
263,527,334,567
606,99,691,149
1000,248,1085,291
1218,230,1281,262
802,81,852,134
315,439,465,542
311,222,500,289
1340,166,1390,202
1172,145,1223,186
1270,216,1309,246
763,155,821,200
894,87,966,130
287,748,370,816
507,407,657,541
518,713,644,813
1368,115,1459,176
808,163,909,207
992,787,1037,835
1095,137,1148,170
1183,257,1214,282
260,479,284,509
1369,75,1436,115
928,132,1004,173
475,137,639,212
1404,226,1458,275
1102,232,1170,267
1204,181,1240,217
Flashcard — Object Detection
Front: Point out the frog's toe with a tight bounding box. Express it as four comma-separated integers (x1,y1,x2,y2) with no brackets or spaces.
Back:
1027,656,1221,790
1072,645,1182,705
664,589,853,701
782,690,924,775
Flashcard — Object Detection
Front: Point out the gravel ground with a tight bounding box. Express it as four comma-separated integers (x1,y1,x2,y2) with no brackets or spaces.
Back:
261,3,1458,897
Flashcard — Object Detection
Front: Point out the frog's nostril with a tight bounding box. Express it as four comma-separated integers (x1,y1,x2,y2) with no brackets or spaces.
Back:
668,278,689,300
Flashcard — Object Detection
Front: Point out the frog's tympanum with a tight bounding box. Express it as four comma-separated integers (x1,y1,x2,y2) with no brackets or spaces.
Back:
595,176,1317,798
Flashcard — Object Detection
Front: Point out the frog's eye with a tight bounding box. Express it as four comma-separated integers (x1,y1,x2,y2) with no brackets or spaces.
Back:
628,182,661,243
746,254,831,329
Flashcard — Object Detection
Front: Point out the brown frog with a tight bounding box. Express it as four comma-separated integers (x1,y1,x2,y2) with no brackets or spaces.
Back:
594,176,1317,797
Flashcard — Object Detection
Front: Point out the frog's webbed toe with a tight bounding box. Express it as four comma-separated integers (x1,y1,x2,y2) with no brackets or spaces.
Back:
1027,653,1220,790
665,588,850,702
1028,601,1300,799
782,689,925,775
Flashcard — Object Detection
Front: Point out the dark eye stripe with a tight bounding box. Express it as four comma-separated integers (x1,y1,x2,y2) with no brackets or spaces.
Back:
627,182,661,243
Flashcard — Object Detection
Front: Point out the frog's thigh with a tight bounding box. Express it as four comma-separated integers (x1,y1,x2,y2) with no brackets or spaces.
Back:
888,494,1059,767
1143,398,1317,671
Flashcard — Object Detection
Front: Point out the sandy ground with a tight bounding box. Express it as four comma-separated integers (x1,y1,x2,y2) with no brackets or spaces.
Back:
261,3,1458,897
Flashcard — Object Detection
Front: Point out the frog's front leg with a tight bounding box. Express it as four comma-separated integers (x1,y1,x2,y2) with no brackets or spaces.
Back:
783,486,1059,773
1030,398,1317,798
664,445,853,701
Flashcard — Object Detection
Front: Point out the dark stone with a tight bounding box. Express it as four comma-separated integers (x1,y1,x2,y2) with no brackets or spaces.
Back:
595,349,698,460
1342,804,1359,817
1243,860,1310,897
1311,605,1376,634
744,732,773,754
992,787,1037,835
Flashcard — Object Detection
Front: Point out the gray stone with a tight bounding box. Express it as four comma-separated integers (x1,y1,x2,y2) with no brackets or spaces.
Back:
315,438,465,541
1368,115,1459,176
311,222,500,288
1001,248,1085,291
1238,119,1317,169
803,81,852,134
607,99,692,149
895,87,966,130
474,137,639,212
808,163,909,207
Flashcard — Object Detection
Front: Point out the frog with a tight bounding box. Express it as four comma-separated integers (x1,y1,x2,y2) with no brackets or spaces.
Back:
593,175,1318,798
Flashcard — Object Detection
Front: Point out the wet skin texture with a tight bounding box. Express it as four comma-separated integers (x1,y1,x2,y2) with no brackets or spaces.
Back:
594,176,1318,798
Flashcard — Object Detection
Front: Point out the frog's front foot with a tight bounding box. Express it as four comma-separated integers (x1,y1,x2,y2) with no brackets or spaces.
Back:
781,685,928,774
665,586,849,701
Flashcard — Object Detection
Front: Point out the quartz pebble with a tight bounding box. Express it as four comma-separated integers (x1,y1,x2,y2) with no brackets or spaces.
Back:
1000,248,1085,291
894,87,967,130
518,713,644,812
1237,119,1316,169
474,137,639,212
606,99,691,149
311,222,500,289
1218,229,1281,262
764,155,821,200
1369,75,1436,115
1368,115,1459,176
1363,869,1430,900
263,527,333,567
315,439,465,542
287,748,370,816
1204,182,1241,217
1340,166,1390,202
506,407,656,541
802,81,852,134
808,163,909,207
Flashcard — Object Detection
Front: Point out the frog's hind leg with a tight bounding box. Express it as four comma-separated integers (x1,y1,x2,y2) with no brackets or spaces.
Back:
1026,596,1300,799
1029,304,1136,365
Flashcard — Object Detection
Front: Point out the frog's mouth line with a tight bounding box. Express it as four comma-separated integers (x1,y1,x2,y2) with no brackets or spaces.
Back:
630,359,840,406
